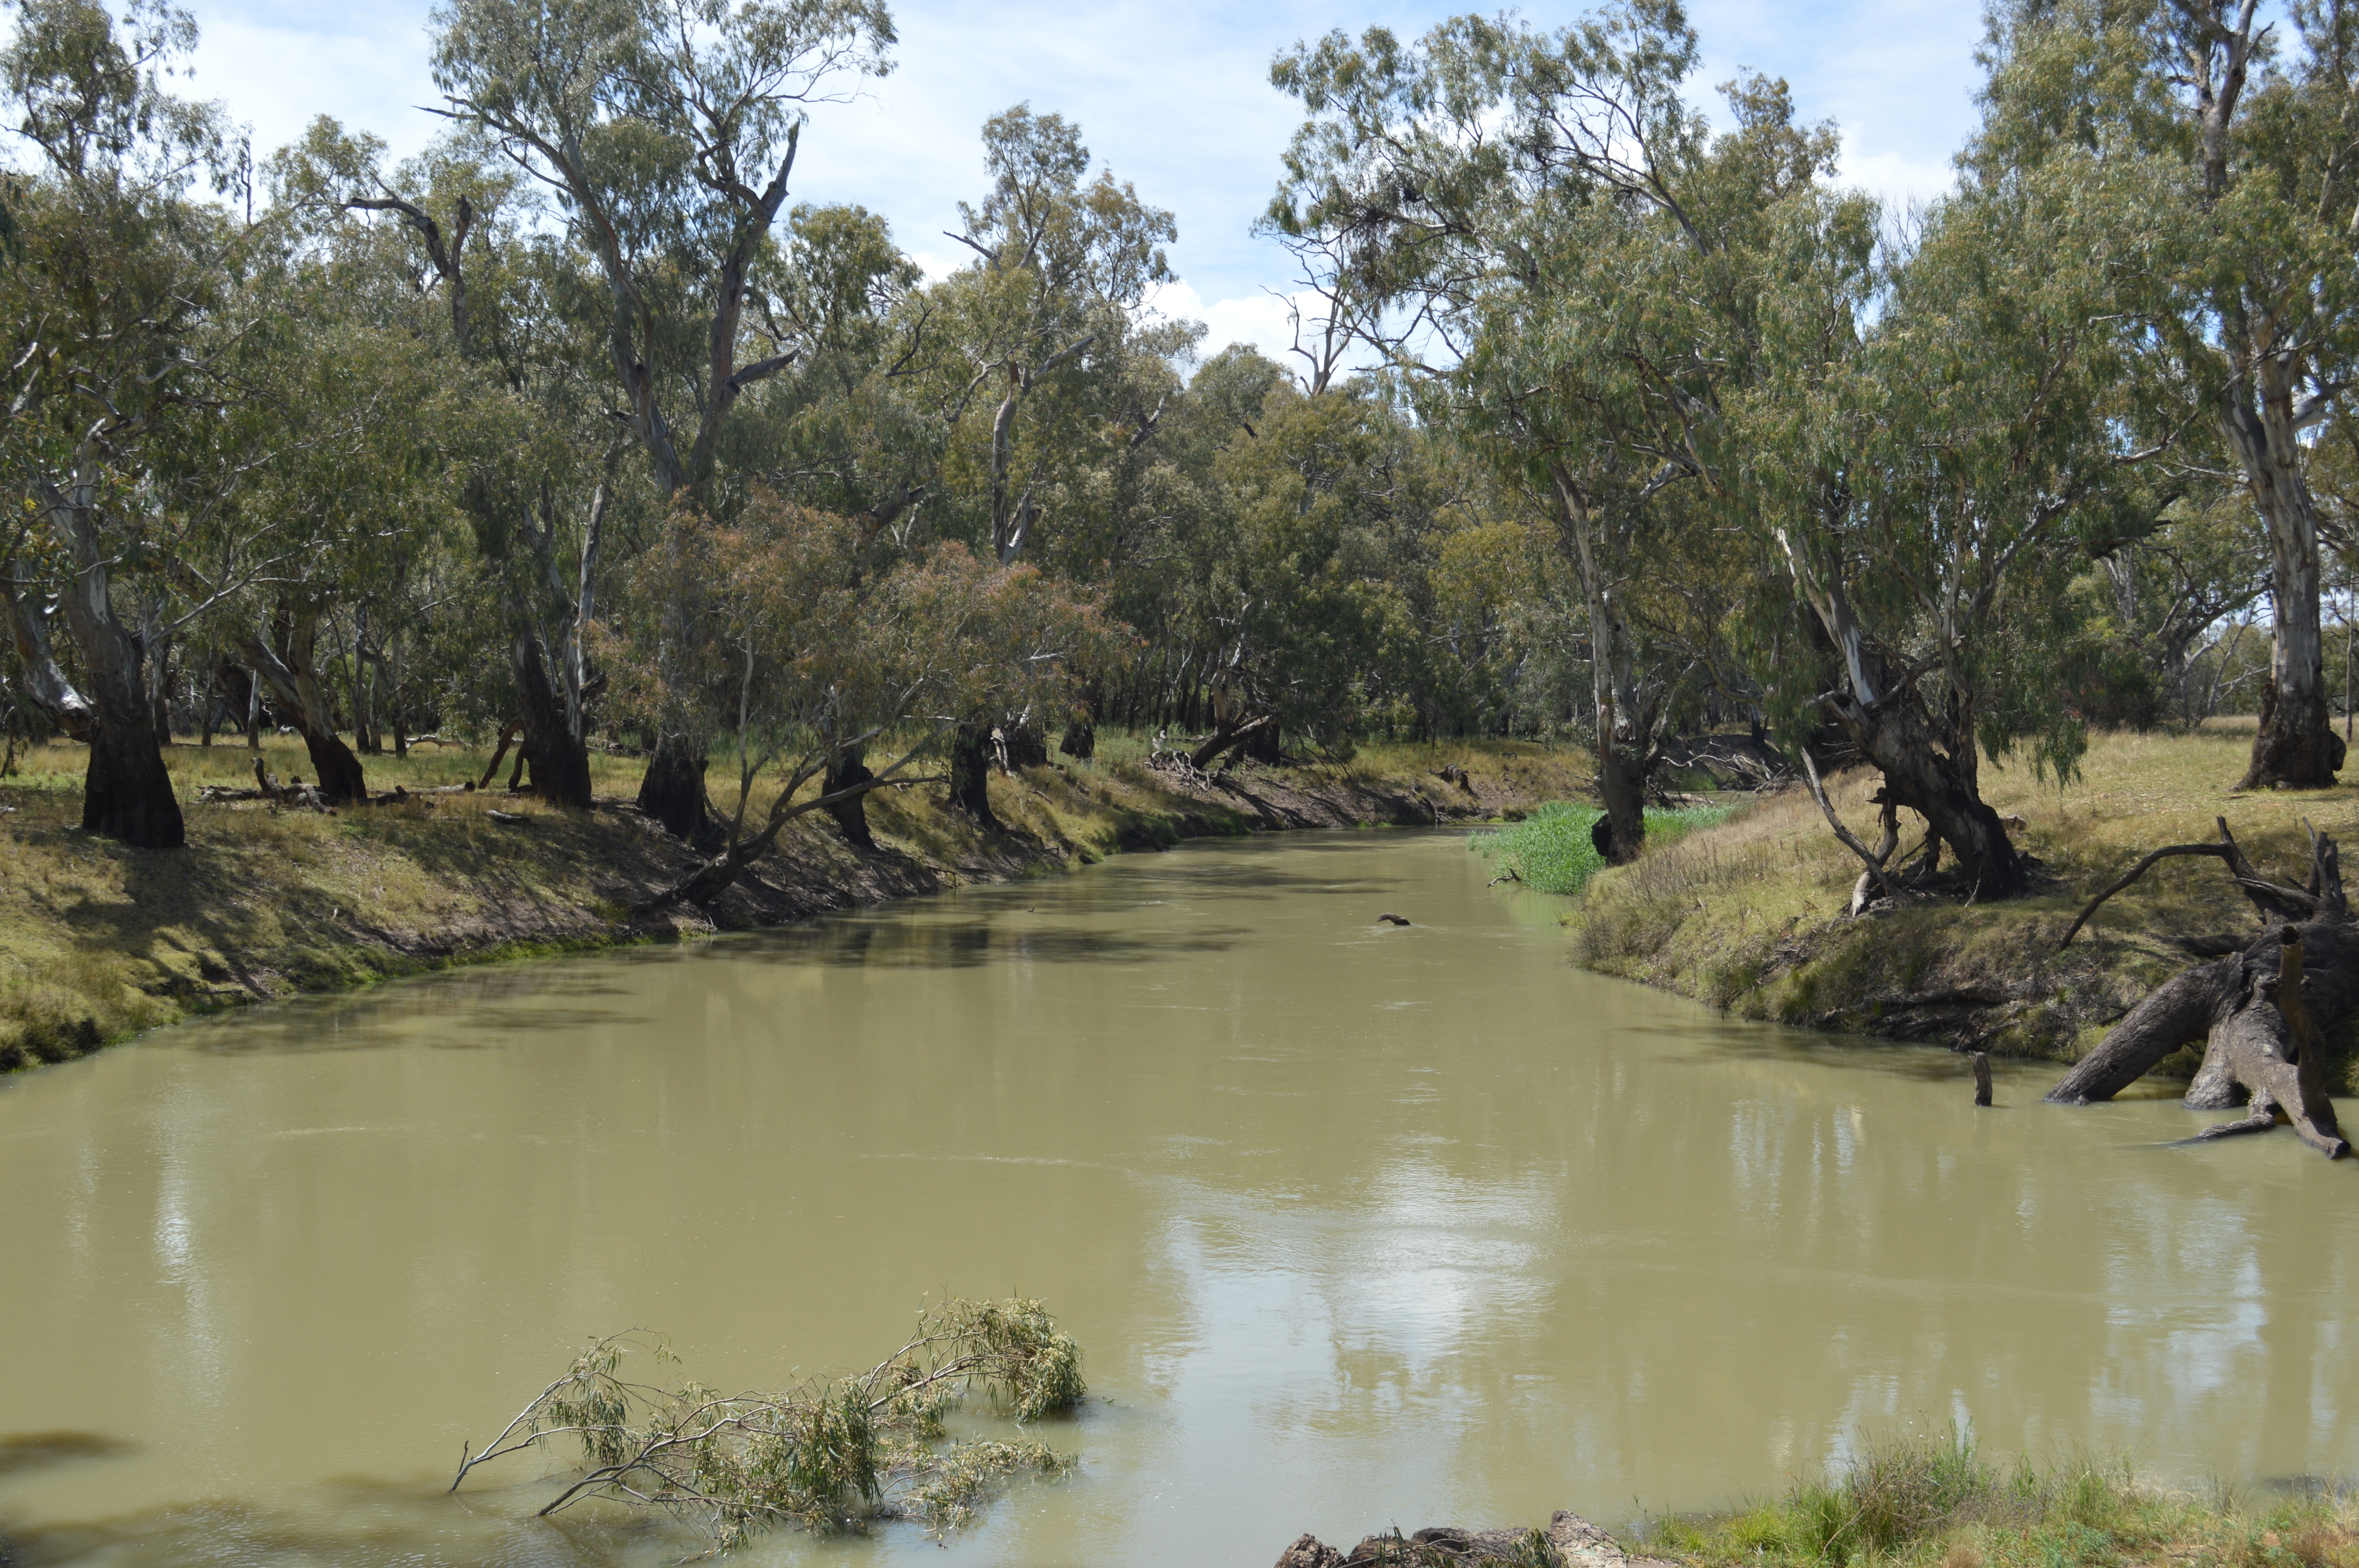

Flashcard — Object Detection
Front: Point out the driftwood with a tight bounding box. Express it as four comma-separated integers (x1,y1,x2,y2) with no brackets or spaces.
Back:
2047,821,2351,1159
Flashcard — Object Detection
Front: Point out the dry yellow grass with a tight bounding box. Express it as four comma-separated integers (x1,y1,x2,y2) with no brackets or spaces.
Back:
1574,726,2359,1078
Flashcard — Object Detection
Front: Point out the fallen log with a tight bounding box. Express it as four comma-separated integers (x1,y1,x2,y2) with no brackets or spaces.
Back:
2047,821,2352,1158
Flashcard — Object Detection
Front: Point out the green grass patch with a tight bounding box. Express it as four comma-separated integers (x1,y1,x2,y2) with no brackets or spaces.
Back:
1647,1426,2359,1568
1469,800,1735,894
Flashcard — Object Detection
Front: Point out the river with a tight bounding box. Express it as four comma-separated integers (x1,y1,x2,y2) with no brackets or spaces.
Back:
0,830,2351,1565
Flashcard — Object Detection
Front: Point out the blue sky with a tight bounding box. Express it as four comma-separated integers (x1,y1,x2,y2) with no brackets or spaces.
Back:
182,0,1987,361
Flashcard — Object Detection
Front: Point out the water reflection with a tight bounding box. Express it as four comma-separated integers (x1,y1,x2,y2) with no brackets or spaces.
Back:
0,830,2351,1567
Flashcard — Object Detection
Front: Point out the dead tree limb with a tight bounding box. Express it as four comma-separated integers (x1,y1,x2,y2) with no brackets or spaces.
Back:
2049,828,2353,1160
1799,751,1903,907
1189,710,1276,771
2059,817,2317,948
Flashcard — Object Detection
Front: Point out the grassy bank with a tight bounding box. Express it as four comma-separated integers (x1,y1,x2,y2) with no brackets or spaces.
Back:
1646,1432,2356,1568
1569,726,2359,1081
0,732,1588,1071
1471,800,1735,893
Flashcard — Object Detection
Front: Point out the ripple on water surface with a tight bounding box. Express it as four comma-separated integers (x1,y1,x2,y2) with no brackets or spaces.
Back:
0,830,2351,1566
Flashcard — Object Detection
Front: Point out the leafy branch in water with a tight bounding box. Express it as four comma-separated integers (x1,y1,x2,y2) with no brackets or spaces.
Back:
449,1298,1084,1552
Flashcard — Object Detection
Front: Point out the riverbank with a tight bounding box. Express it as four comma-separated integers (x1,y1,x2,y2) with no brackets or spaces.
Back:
0,732,1585,1070
1279,1433,2359,1568
1571,725,2359,1082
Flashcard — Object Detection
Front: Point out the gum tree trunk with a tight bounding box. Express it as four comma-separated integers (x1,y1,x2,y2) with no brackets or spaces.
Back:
823,744,876,849
39,468,182,847
238,607,368,805
513,630,592,808
637,735,711,841
2231,364,2343,789
0,577,94,742
1551,465,1646,863
1823,689,2025,898
949,721,1001,831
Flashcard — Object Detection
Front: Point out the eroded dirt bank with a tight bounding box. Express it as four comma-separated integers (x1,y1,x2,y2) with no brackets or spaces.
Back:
0,741,1582,1070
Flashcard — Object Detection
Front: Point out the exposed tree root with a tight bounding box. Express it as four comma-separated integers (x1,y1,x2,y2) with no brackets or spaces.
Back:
2047,820,2351,1159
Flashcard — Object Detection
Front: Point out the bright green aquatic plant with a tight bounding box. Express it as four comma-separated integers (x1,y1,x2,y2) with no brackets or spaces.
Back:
1470,800,1735,894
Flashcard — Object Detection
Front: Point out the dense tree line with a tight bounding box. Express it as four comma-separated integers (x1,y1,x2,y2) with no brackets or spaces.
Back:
0,0,2350,909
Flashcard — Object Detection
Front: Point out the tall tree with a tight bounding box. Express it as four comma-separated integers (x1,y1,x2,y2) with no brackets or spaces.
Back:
0,0,254,846
429,0,894,837
1981,0,2359,787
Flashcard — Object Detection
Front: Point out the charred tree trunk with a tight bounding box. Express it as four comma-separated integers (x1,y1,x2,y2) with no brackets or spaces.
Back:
2049,822,2350,1159
1596,737,1646,867
949,721,1001,831
512,630,592,809
823,744,876,850
238,609,367,806
999,718,1049,772
636,734,711,842
1059,717,1096,760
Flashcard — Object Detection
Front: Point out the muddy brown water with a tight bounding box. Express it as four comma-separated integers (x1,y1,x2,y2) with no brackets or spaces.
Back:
0,831,2352,1566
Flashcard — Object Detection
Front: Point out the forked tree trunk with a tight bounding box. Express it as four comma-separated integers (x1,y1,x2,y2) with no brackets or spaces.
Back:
238,609,368,806
1822,689,2025,898
2049,819,2350,1159
513,630,592,809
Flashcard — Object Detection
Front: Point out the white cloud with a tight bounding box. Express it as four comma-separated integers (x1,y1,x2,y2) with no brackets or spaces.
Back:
174,0,1988,312
1147,277,1302,372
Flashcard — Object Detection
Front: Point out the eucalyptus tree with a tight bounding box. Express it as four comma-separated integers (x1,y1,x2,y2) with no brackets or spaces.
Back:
605,493,1108,902
1739,178,2143,898
1979,0,2359,788
0,0,267,846
277,120,653,808
1265,10,1807,859
1270,4,2138,893
925,106,1182,568
427,0,895,837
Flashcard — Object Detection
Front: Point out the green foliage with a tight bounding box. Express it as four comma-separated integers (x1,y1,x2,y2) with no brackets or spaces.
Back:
455,1297,1084,1551
1469,799,1733,894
